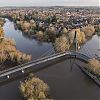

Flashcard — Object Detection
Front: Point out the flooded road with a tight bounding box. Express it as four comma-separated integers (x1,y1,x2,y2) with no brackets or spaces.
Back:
0,19,100,100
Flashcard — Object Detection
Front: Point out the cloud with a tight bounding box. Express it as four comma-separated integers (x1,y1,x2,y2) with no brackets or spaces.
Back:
0,0,99,7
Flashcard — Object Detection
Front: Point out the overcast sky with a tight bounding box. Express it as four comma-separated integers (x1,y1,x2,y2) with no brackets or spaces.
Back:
0,0,99,7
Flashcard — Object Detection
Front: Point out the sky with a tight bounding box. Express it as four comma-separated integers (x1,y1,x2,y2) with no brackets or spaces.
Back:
0,0,99,7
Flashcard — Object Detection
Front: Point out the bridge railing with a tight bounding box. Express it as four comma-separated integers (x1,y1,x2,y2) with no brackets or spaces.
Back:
0,51,67,75
0,51,90,81
0,51,90,74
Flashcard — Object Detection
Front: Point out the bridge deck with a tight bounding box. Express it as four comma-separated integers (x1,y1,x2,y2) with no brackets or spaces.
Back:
0,51,90,83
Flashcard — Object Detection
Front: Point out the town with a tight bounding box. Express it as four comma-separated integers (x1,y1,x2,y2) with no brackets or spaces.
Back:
0,6,100,100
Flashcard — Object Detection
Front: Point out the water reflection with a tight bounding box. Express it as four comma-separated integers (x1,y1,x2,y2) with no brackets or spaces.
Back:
79,35,100,58
3,19,54,60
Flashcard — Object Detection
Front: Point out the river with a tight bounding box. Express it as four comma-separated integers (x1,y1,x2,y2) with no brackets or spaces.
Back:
4,19,55,60
0,19,100,100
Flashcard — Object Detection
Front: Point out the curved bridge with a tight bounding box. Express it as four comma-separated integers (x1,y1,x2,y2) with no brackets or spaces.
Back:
0,51,90,83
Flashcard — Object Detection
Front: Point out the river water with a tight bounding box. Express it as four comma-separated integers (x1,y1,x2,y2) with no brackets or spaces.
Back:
0,19,100,100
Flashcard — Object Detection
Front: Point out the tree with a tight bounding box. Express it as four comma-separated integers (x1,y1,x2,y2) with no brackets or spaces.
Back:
81,25,95,37
19,74,50,100
68,28,86,45
62,28,68,34
0,26,4,38
53,34,70,52
87,58,100,75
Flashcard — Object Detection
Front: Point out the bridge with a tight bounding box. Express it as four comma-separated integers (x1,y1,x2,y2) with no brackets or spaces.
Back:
0,31,92,84
0,51,90,83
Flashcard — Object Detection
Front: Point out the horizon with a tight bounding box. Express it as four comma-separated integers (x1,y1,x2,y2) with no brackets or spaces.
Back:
0,5,99,7
0,0,99,7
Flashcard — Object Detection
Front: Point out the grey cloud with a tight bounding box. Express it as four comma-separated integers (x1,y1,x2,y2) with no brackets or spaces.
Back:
0,0,99,7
